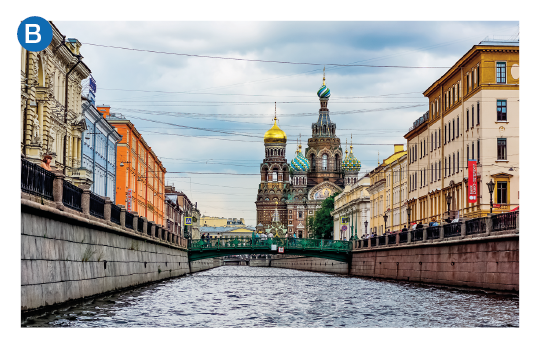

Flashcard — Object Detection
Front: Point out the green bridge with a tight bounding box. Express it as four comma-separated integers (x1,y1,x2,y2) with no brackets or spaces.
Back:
188,237,352,263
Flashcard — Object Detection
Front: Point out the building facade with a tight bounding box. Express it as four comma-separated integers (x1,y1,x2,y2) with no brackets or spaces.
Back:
21,23,90,181
165,195,183,241
255,73,363,238
200,216,246,227
166,185,195,238
367,145,408,234
96,106,166,225
81,99,121,199
331,174,371,240
405,40,519,224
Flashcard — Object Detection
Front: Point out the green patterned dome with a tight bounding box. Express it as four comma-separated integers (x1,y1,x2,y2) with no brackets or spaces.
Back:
342,144,361,172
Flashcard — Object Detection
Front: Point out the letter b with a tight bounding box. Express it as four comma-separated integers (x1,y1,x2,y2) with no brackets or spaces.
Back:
25,24,41,43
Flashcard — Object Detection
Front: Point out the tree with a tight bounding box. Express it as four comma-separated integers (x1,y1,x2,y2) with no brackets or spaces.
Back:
311,192,339,239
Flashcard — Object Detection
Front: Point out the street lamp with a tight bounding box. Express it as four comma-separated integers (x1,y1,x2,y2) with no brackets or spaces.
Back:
364,220,368,235
446,193,452,220
406,206,412,228
487,179,495,214
120,161,131,167
383,212,388,234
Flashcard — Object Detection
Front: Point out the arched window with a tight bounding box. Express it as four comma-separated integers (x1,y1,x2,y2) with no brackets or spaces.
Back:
272,171,278,182
311,154,316,170
335,154,339,171
322,154,328,170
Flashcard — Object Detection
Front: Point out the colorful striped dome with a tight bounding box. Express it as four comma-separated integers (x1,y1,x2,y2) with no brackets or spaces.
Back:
291,146,310,172
317,85,331,98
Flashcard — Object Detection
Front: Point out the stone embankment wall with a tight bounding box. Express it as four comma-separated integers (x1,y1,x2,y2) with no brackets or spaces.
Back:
268,256,348,274
350,234,518,292
190,258,224,273
249,259,270,267
21,199,220,313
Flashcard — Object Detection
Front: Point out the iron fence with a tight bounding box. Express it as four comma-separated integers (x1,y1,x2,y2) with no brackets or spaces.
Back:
62,180,82,212
427,226,440,240
491,211,518,232
399,231,408,244
378,235,386,246
388,234,396,245
89,193,105,219
147,222,154,236
137,218,144,232
188,237,352,252
466,217,486,235
370,237,378,247
21,159,55,201
111,204,121,225
443,222,461,238
362,239,368,248
125,211,134,229
412,229,424,242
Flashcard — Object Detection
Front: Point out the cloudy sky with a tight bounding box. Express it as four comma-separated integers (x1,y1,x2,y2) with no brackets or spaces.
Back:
55,21,519,225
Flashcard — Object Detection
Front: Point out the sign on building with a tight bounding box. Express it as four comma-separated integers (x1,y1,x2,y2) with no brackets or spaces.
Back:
89,76,97,94
185,217,192,225
468,160,477,203
126,188,132,212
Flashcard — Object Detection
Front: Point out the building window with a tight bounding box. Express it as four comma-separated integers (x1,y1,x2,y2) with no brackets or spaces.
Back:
272,171,278,182
477,102,480,125
496,62,506,83
438,129,441,148
439,160,441,180
466,74,469,94
452,119,455,140
457,151,460,172
477,65,481,87
453,153,455,174
477,139,480,165
444,125,447,144
467,110,469,130
467,145,470,165
496,181,508,204
472,142,475,160
322,154,328,171
457,117,459,138
444,157,447,177
497,138,507,160
497,100,507,121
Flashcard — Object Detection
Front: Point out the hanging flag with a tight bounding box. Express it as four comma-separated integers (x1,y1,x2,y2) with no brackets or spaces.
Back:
468,160,477,203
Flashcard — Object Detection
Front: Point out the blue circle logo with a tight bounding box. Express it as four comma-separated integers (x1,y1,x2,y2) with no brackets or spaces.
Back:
17,17,53,52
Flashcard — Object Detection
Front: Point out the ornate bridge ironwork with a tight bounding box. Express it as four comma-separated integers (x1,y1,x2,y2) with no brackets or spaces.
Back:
188,237,352,263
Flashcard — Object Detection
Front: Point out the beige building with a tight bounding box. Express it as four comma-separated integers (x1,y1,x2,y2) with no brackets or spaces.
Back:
332,174,371,240
405,39,519,223
367,145,408,234
21,22,91,183
201,216,245,228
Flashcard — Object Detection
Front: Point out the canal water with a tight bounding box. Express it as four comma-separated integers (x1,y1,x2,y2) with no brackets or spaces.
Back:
22,266,519,328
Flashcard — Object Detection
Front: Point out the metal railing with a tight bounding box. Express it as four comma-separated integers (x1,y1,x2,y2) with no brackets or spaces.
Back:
189,237,352,252
491,211,518,232
137,218,144,232
370,237,377,247
443,222,461,238
89,193,105,219
125,211,134,229
466,217,486,235
378,235,386,246
147,222,154,236
412,229,423,242
399,231,408,244
111,204,121,225
21,159,55,201
362,239,368,248
387,234,396,245
427,226,440,240
62,180,82,212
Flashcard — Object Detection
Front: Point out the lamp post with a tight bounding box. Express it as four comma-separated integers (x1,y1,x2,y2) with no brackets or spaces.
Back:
364,220,368,235
487,179,495,214
406,206,412,228
383,212,388,234
446,193,452,220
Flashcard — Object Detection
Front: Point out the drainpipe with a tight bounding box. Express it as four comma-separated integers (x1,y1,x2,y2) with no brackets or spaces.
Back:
101,118,113,200
80,101,92,177
91,117,99,193
63,55,82,176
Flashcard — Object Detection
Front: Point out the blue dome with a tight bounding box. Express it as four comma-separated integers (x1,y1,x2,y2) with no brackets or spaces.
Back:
291,150,310,172
317,85,331,98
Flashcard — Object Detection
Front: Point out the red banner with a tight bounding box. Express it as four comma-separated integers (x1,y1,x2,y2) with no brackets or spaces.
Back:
468,160,477,203
127,188,132,212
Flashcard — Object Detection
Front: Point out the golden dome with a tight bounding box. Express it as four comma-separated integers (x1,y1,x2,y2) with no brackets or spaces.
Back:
264,117,287,143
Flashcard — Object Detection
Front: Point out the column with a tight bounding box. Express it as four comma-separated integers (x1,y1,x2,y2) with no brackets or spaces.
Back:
38,102,43,139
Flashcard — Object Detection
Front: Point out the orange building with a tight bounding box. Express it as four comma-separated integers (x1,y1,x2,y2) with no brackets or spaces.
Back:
96,105,166,225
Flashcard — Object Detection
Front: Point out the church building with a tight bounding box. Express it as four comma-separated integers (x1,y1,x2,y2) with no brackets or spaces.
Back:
255,72,362,238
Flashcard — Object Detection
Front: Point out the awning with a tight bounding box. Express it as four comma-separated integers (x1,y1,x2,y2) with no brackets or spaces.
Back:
511,206,519,212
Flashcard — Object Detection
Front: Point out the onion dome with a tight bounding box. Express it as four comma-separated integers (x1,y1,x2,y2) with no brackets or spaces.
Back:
317,67,331,98
342,142,361,172
291,144,310,172
264,116,287,143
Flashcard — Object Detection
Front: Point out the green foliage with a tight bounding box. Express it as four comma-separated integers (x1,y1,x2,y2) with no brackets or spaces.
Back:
311,193,339,239
81,246,96,262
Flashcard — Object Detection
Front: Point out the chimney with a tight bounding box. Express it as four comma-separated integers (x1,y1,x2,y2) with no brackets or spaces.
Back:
67,38,81,55
96,105,111,118
394,144,404,153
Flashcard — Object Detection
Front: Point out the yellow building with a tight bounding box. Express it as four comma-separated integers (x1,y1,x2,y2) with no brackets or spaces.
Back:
405,39,519,223
21,23,91,182
367,145,408,234
332,174,371,240
201,216,245,228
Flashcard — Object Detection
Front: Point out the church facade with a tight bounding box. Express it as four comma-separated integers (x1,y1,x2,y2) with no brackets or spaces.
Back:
255,73,362,238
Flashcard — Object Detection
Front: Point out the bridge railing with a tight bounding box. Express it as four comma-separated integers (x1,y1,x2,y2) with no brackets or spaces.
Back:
188,237,352,252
